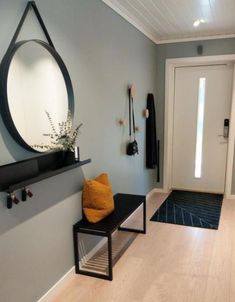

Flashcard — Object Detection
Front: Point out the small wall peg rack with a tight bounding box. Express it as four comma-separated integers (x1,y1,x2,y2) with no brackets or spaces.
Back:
0,151,91,209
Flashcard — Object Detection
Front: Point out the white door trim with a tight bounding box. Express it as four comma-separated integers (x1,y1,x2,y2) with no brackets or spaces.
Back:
163,54,235,198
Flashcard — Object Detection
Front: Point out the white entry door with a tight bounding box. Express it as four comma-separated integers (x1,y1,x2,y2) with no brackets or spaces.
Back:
172,64,234,193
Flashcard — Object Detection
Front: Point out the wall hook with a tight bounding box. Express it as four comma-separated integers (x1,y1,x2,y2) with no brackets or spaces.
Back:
128,84,136,98
135,126,140,132
7,193,20,209
118,119,127,126
22,188,33,201
143,109,149,119
7,194,12,209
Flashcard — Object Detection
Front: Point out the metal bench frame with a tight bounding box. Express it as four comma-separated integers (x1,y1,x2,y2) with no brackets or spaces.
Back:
73,193,146,281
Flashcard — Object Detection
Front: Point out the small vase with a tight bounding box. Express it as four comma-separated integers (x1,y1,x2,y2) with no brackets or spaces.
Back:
65,150,76,165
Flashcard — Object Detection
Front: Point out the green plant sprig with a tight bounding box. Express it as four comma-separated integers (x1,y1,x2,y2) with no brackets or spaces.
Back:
33,110,82,152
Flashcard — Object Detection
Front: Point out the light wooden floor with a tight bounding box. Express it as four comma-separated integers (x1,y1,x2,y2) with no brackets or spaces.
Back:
51,192,235,302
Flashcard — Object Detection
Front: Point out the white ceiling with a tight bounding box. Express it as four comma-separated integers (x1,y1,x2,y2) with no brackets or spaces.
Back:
102,0,235,44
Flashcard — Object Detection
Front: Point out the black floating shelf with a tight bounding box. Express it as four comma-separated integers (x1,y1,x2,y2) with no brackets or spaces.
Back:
8,159,91,192
0,151,91,193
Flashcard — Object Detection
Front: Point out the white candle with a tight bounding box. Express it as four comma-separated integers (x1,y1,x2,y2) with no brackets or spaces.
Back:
74,147,79,161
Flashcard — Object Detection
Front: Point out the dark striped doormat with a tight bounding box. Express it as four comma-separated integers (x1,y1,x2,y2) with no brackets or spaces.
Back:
150,190,223,230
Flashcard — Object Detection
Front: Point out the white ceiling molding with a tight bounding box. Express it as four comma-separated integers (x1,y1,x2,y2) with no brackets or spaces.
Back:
102,0,235,45
102,0,159,44
159,34,235,45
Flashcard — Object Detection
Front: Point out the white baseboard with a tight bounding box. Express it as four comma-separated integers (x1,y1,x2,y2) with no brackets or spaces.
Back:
147,188,169,199
37,266,75,302
225,194,235,200
38,238,107,302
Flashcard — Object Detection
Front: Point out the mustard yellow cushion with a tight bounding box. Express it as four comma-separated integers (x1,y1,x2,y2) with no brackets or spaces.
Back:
95,173,112,187
82,173,114,223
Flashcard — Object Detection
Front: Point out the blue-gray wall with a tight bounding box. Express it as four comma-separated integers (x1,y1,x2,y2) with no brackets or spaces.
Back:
0,1,158,301
156,39,235,188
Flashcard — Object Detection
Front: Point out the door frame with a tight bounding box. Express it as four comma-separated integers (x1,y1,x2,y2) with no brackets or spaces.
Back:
163,54,235,198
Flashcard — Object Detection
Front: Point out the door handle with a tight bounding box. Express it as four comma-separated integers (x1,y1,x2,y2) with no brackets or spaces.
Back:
223,118,229,138
218,119,229,139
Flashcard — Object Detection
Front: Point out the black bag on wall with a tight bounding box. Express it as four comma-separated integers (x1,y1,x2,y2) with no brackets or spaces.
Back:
127,140,138,156
126,88,138,156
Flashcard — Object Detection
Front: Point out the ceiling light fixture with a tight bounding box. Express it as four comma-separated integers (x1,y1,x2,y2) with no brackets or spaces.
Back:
193,19,205,27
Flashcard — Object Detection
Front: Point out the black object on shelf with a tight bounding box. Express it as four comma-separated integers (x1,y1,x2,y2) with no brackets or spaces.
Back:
0,150,91,209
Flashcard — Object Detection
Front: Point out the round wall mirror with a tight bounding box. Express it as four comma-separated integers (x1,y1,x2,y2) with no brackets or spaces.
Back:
0,39,74,152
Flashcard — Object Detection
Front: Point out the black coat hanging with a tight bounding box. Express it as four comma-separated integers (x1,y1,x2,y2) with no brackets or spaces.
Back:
146,93,160,181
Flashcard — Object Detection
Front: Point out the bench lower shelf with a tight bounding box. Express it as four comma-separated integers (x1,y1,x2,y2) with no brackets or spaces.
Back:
79,231,138,276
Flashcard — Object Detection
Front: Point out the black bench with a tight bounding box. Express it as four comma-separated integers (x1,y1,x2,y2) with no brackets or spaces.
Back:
73,193,146,280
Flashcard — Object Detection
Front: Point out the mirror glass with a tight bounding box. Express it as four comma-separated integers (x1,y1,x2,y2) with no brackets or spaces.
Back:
7,41,70,152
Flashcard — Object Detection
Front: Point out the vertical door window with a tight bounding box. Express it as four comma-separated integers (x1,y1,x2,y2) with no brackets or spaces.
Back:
195,77,206,178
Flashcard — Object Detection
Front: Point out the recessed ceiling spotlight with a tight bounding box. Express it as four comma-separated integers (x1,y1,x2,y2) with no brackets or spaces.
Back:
193,19,205,27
